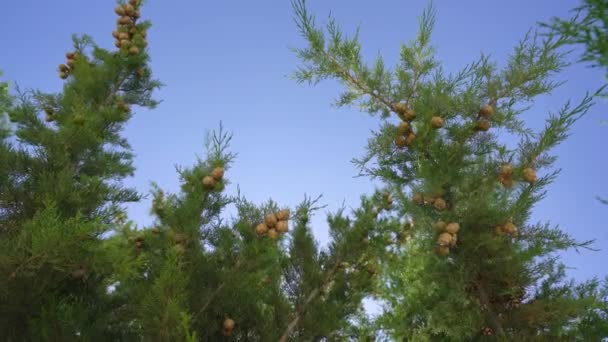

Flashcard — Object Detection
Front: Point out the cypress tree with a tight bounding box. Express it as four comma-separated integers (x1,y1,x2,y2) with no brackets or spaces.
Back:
0,1,380,340
291,0,608,339
0,0,160,339
2,0,607,340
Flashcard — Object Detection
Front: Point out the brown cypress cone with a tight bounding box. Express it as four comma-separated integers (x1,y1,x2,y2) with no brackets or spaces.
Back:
431,116,444,128
436,245,450,256
276,220,289,233
265,214,278,228
255,223,269,235
500,164,513,176
445,222,460,234
404,109,416,121
393,102,407,115
202,176,216,189
267,229,279,240
479,104,494,117
433,198,447,211
474,120,491,132
522,168,537,184
395,135,408,148
129,46,140,55
211,166,224,180
115,5,126,16
397,121,410,134
405,132,416,146
276,209,290,221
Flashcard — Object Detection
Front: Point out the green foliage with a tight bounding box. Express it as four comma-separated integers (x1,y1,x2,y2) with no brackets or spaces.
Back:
542,0,608,202
542,0,608,72
1,1,607,340
292,0,608,339
0,72,10,138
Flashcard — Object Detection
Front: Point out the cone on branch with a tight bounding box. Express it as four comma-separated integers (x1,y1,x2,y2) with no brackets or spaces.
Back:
438,232,453,246
393,102,408,116
500,164,513,176
449,234,458,247
405,132,416,146
114,5,126,16
522,167,537,184
395,135,408,148
129,46,140,55
118,16,133,25
397,121,410,134
495,222,518,236
256,223,269,236
479,104,494,117
445,222,460,234
436,245,450,256
116,100,130,112
124,4,135,16
202,176,216,189
267,228,279,240
404,109,416,121
265,213,278,228
431,116,444,128
495,225,507,236
211,166,224,181
222,318,235,336
433,220,447,232
276,209,290,221
276,220,289,233
503,222,518,236
481,327,494,336
433,198,447,211
474,120,491,132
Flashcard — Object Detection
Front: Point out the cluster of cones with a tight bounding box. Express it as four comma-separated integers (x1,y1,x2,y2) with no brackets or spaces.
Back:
58,52,79,80
393,103,417,149
474,104,494,132
112,0,147,56
412,192,448,211
499,164,538,187
434,220,460,256
495,221,518,237
203,167,225,190
256,209,290,240
481,327,494,336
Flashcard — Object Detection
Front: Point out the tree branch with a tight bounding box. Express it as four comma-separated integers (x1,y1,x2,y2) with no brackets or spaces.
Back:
279,261,342,342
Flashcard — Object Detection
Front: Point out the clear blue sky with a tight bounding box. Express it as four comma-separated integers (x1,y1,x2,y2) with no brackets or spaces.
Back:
1,0,606,284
